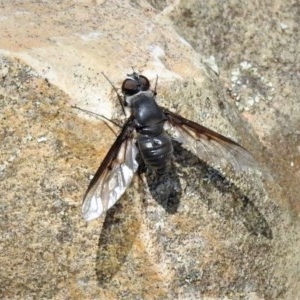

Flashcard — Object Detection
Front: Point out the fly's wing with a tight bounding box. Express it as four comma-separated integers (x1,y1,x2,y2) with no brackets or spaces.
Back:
163,108,256,171
82,117,139,221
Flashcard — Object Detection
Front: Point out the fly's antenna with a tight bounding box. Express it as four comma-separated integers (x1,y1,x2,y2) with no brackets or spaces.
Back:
130,67,140,81
153,75,158,96
131,66,136,75
101,72,126,116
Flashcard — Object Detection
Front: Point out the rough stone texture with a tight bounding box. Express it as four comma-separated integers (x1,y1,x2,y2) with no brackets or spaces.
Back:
0,1,299,299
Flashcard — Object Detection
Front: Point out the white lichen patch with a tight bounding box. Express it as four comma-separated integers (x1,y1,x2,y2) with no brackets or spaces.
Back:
230,61,275,112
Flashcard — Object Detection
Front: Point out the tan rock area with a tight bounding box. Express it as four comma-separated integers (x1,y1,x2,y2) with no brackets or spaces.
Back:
0,0,299,299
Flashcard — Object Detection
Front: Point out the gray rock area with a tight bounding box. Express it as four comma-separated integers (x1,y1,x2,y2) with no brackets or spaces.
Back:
0,1,299,299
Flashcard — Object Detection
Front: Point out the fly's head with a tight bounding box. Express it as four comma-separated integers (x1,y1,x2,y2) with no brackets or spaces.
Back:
122,72,150,96
122,73,151,106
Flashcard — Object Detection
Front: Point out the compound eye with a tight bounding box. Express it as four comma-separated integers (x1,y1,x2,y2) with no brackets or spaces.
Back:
138,75,150,91
122,79,139,96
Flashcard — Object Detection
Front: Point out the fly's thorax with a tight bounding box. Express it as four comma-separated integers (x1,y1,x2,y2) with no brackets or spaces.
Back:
126,91,166,129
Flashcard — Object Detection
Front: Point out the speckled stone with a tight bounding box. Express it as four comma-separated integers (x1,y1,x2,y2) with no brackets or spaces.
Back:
0,1,300,299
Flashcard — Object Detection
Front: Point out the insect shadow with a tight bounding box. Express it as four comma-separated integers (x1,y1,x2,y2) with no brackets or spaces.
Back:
95,195,141,286
95,140,272,286
170,140,273,239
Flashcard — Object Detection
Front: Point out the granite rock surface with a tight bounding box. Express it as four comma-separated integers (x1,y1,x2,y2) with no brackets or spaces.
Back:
0,1,299,299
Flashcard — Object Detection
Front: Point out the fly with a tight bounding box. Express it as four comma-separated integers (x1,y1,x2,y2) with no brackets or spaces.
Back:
82,72,256,221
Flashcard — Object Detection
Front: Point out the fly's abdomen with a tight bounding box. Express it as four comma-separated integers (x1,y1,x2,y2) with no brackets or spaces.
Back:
137,133,173,173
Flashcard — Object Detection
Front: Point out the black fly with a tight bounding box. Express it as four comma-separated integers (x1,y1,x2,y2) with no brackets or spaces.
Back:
82,72,256,221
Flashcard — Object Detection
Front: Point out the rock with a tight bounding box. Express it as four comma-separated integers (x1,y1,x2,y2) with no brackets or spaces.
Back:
0,1,299,299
